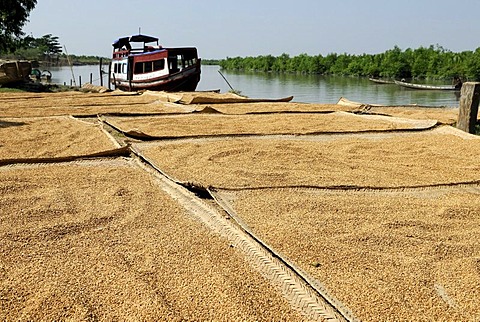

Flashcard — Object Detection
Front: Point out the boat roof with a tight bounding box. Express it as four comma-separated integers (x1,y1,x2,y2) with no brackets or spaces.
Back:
112,34,159,49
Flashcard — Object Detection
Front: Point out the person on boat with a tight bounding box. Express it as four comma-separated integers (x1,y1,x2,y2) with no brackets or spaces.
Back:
453,76,463,90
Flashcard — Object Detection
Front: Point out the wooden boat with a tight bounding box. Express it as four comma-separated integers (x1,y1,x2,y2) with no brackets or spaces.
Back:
0,60,32,86
394,80,459,91
30,69,52,82
337,97,383,108
368,78,395,84
110,34,201,92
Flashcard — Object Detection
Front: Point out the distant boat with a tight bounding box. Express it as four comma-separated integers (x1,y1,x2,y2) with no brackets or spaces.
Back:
394,80,460,91
30,69,52,82
110,34,201,92
0,60,32,86
368,78,395,84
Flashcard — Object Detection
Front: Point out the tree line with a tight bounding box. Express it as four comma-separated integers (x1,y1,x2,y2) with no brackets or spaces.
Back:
219,45,480,81
1,33,106,65
4,34,62,62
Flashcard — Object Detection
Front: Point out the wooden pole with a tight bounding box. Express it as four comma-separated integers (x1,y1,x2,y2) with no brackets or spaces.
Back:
99,58,103,87
218,70,235,91
457,82,480,133
64,45,76,87
107,61,111,90
90,73,93,84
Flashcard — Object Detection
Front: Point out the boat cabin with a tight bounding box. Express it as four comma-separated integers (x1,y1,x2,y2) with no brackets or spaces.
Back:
110,34,201,92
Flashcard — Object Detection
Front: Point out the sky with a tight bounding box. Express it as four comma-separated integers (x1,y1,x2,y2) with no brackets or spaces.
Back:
23,0,480,59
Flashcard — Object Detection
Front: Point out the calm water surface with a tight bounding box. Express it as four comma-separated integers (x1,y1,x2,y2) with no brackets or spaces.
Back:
47,64,461,107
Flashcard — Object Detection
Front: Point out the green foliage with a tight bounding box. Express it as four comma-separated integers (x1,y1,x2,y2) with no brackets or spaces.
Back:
219,45,480,81
36,34,62,56
0,0,37,52
0,87,26,93
61,54,108,65
202,59,221,65
5,34,63,62
1,34,108,65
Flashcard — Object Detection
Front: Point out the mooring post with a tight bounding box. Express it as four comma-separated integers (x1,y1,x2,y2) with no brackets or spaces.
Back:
100,58,104,87
107,61,111,90
457,82,480,133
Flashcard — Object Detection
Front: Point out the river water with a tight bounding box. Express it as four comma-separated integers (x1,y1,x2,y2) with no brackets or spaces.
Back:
46,64,461,107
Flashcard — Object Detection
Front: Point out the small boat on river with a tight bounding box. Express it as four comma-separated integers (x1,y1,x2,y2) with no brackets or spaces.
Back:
394,80,460,91
110,34,201,92
368,78,395,84
30,69,52,82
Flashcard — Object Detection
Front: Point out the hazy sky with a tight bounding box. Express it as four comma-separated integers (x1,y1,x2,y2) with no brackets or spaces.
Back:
24,0,480,59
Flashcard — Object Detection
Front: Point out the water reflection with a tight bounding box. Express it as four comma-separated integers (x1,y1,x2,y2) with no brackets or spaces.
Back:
48,65,108,87
203,66,460,107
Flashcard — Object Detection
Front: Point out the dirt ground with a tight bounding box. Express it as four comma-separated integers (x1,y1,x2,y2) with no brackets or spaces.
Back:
1,90,479,321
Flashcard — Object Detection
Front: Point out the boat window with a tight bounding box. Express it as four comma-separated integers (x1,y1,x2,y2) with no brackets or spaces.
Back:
153,59,165,71
144,61,153,73
184,58,195,68
133,60,165,74
177,54,184,70
114,63,127,74
134,62,143,74
168,55,183,73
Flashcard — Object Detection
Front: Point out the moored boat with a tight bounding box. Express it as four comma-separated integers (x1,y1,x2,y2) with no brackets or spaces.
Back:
30,69,52,82
394,80,459,91
110,34,201,92
0,60,32,86
368,78,395,84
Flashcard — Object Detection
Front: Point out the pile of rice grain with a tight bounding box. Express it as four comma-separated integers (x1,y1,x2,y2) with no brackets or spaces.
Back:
135,127,480,189
212,186,480,321
0,159,304,321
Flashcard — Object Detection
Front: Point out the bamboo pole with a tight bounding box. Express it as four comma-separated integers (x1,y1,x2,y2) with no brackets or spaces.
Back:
218,70,234,91
64,45,76,87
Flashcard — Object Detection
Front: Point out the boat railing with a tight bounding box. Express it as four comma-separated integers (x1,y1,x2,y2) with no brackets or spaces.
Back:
113,49,130,59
